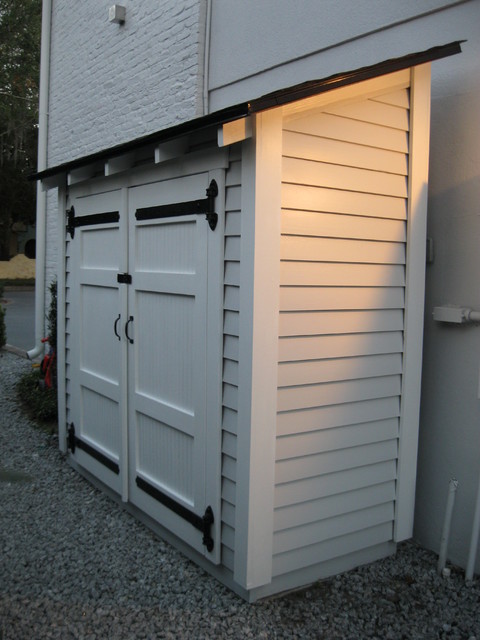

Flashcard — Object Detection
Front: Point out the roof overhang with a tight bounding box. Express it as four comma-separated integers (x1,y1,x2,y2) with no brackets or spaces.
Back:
31,41,463,185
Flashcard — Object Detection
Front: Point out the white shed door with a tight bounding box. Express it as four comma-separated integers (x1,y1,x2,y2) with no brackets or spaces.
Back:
67,169,222,560
68,188,126,496
127,173,219,559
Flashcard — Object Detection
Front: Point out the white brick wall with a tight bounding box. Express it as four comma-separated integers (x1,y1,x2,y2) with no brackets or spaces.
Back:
48,0,205,167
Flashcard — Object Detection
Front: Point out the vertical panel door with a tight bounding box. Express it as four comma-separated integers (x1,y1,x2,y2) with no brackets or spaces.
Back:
127,172,221,560
68,188,127,496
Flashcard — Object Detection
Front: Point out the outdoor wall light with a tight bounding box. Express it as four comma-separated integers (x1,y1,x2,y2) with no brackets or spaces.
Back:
109,5,126,25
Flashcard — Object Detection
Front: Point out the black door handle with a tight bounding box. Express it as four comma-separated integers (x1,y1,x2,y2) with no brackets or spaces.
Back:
125,316,134,344
114,314,121,340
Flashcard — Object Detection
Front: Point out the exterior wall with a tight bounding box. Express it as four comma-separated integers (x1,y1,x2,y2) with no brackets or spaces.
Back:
208,0,467,111
47,0,206,167
220,145,242,574
272,77,411,584
414,0,480,573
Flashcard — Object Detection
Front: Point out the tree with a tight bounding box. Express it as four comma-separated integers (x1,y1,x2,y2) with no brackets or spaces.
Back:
0,0,41,260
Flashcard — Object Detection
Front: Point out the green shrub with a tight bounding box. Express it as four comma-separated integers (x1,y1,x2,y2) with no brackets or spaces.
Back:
16,279,59,432
0,303,6,348
17,368,58,429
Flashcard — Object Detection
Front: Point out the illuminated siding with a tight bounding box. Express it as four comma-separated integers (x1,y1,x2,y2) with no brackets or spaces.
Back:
274,86,410,578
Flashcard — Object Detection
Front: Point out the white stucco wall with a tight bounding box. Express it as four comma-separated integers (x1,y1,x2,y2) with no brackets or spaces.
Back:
414,0,480,573
47,0,206,167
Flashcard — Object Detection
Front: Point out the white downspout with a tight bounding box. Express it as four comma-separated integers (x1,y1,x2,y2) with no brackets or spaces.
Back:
202,0,212,116
28,0,52,360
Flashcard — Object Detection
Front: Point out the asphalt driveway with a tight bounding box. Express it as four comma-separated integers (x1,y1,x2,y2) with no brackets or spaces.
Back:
2,288,35,353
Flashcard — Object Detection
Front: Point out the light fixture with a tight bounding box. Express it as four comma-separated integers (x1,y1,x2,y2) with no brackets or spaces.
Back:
109,5,126,25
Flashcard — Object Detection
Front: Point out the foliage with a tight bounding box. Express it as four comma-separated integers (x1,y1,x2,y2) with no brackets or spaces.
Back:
17,367,57,427
16,279,58,431
47,279,56,350
0,302,5,347
0,0,42,260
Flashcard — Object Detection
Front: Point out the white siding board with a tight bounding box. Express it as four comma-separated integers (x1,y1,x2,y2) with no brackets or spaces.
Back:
224,236,240,261
275,440,398,484
282,130,408,175
225,211,241,236
279,287,405,312
282,183,407,219
225,185,241,211
224,261,240,286
223,359,239,386
280,262,405,287
324,100,409,130
278,354,403,387
224,335,239,360
222,499,236,528
281,210,406,242
224,285,240,311
222,546,235,572
273,502,395,555
224,310,239,337
222,522,235,551
223,383,238,412
222,407,238,436
222,454,237,482
283,157,408,198
278,310,404,337
275,459,397,508
225,159,242,186
285,112,409,153
277,375,402,412
277,397,400,437
279,332,404,362
372,89,410,109
274,481,396,531
276,418,399,460
222,430,237,460
272,522,393,577
221,477,236,507
280,236,405,264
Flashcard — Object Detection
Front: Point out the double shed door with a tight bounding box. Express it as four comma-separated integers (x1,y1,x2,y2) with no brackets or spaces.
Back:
68,169,222,560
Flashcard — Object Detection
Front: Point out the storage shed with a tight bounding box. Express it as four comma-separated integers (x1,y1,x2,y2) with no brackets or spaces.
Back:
36,45,461,601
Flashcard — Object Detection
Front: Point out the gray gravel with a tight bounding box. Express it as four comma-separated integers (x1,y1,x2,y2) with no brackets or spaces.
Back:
1,349,479,640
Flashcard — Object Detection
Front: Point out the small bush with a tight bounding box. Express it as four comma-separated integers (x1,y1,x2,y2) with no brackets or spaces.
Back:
17,368,58,429
0,303,6,348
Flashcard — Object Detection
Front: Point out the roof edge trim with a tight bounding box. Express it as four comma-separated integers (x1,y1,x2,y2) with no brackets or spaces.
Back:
31,41,463,182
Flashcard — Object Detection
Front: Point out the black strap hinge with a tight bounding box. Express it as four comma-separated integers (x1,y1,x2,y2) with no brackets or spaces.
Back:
135,179,219,231
66,206,120,239
67,422,120,475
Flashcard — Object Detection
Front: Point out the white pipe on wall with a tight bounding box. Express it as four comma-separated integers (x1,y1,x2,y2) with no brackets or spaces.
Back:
28,0,52,360
437,478,458,575
465,460,480,581
202,0,212,116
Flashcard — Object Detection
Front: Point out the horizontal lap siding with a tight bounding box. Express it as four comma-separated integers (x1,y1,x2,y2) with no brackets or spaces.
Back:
274,87,410,576
221,148,242,571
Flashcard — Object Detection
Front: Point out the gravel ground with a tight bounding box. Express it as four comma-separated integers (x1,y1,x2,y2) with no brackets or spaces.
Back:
1,349,479,640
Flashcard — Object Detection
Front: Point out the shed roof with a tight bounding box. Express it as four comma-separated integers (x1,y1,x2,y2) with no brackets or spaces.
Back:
32,41,462,183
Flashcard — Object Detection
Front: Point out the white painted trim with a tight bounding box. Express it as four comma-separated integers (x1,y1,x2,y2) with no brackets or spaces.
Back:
218,117,253,147
234,109,282,589
119,186,129,502
205,167,226,564
56,185,67,453
282,69,410,123
394,63,431,541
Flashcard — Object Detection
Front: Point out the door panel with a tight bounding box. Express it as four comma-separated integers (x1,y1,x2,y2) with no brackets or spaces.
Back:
127,173,220,559
68,188,126,495
67,169,222,560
